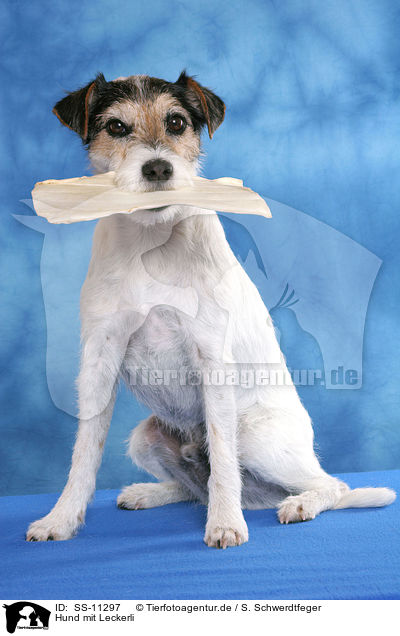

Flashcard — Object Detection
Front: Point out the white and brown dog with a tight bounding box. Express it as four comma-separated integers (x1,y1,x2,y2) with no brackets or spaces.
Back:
27,72,395,547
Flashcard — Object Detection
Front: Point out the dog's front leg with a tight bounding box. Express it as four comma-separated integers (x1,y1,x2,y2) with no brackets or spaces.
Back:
26,312,137,541
202,379,248,548
26,390,116,541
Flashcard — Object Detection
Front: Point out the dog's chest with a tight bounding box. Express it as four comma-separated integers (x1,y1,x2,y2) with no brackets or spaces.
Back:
122,306,204,428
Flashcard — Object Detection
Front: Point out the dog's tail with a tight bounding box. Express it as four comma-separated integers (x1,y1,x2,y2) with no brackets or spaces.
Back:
334,487,396,510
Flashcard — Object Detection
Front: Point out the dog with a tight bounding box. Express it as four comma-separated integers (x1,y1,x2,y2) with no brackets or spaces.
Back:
26,72,396,547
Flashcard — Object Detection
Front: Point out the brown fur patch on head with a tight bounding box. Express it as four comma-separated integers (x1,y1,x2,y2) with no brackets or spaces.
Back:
89,92,201,171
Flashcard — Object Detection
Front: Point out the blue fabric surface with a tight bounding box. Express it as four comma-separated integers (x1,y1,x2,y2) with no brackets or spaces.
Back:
1,471,399,600
1,0,400,497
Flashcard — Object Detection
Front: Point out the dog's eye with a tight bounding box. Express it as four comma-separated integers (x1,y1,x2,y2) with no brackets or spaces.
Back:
106,119,129,137
167,114,187,135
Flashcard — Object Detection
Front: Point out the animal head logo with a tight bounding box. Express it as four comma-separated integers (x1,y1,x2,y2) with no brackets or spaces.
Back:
15,196,381,417
3,602,50,633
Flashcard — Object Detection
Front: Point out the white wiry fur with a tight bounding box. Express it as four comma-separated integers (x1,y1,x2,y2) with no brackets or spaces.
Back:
27,105,395,547
334,488,396,509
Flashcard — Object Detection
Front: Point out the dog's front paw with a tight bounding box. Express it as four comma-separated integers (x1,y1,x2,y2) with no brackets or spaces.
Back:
26,512,81,542
204,517,249,549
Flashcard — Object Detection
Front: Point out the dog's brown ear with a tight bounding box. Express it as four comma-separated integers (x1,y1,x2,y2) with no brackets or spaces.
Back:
176,71,226,139
53,73,106,142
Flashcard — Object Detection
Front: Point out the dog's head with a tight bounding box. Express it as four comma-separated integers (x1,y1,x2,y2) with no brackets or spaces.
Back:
53,72,225,224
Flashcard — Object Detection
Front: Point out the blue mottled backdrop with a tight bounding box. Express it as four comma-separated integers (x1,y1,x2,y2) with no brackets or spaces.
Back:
1,0,399,496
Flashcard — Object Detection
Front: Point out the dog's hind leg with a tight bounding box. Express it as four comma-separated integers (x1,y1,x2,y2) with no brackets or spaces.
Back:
117,481,189,510
238,403,352,521
121,414,311,513
118,416,209,510
238,401,395,522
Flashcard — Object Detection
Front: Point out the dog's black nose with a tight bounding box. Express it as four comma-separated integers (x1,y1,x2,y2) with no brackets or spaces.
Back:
142,159,173,182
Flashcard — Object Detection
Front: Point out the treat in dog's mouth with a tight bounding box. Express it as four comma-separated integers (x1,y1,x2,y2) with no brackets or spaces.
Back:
31,172,272,224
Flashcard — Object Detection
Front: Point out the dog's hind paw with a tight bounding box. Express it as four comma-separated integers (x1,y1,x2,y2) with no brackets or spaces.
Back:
277,494,318,524
117,482,183,510
117,484,153,510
